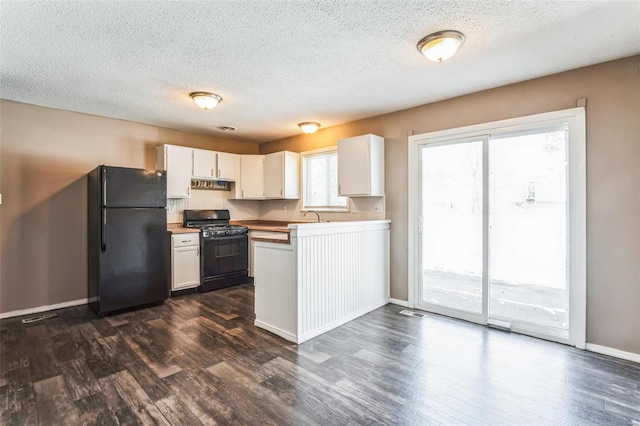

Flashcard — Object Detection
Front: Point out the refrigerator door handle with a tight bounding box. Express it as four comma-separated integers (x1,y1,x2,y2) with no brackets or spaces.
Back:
101,209,107,252
102,168,107,206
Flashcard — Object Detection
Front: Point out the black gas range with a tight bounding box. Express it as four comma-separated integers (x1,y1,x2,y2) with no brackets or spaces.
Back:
183,210,249,292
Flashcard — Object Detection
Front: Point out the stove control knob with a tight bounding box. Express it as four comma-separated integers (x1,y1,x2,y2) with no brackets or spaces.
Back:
225,230,231,235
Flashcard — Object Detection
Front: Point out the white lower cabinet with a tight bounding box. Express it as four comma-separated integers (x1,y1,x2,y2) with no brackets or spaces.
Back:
171,233,200,291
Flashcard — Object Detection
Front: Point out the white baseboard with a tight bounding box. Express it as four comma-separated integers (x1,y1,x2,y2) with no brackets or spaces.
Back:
0,298,88,320
586,343,640,364
388,297,409,307
254,320,298,343
298,298,388,344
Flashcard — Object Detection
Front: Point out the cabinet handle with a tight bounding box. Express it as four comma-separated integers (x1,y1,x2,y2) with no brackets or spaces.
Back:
338,184,341,195
218,169,221,177
187,187,191,196
242,189,244,197
280,189,283,196
181,240,190,243
197,246,200,256
211,168,214,176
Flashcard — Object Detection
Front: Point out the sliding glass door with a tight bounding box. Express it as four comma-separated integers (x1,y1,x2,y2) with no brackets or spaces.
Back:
420,137,486,323
411,110,585,346
489,129,569,333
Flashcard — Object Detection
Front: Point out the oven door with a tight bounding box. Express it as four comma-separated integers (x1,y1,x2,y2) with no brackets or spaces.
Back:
201,234,248,278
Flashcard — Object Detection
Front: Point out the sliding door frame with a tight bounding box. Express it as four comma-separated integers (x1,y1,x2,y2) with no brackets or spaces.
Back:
413,134,489,326
407,107,586,349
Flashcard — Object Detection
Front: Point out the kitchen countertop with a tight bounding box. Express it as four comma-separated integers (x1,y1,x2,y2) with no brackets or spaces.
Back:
231,220,307,244
230,220,308,233
167,223,201,234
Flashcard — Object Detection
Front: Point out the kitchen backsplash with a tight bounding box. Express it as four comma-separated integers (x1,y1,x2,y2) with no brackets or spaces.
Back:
168,189,384,224
167,189,260,223
258,197,385,222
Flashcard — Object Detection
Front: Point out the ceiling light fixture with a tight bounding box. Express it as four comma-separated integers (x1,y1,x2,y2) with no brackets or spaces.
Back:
190,92,222,109
298,122,321,134
417,30,465,62
217,125,236,131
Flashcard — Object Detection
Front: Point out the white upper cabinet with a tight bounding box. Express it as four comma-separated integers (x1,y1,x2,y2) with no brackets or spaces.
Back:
193,150,237,181
239,155,265,199
157,144,192,198
192,149,216,179
265,151,299,199
216,152,238,181
338,134,384,197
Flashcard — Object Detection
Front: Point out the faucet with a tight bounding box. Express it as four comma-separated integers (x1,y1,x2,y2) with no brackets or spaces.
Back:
303,210,321,223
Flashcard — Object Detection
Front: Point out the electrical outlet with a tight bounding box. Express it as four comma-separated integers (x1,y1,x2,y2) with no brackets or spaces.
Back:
351,200,359,213
374,203,383,214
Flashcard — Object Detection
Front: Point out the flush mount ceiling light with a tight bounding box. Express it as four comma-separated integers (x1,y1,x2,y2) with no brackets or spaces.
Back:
417,30,465,62
190,92,222,109
217,125,236,131
298,122,321,134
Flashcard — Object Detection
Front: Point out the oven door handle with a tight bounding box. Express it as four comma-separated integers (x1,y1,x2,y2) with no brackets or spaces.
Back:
215,252,240,259
205,235,247,241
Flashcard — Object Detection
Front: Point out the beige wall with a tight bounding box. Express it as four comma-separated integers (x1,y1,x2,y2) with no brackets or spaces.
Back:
261,56,640,354
2,56,638,353
0,101,259,314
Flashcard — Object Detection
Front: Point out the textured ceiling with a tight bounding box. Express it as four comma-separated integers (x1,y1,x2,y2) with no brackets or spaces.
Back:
1,1,639,143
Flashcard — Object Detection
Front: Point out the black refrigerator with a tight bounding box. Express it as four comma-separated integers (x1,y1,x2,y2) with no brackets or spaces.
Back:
88,165,169,315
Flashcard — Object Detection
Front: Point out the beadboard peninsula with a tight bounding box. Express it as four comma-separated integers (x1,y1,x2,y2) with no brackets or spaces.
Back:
254,220,391,343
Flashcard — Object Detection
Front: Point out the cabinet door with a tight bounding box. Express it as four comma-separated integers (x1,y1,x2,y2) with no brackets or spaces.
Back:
163,145,192,198
192,149,216,179
283,152,300,199
240,155,265,199
265,152,284,198
172,245,200,290
217,152,237,181
338,135,371,196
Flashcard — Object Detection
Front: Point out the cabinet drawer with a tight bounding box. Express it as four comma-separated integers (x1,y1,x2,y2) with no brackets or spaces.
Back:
171,233,200,248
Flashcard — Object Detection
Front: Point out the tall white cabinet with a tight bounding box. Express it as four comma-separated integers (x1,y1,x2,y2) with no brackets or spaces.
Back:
157,144,192,198
265,151,299,199
338,134,384,197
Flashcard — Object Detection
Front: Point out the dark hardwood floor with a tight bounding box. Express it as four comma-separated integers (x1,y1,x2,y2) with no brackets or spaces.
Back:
2,284,639,425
